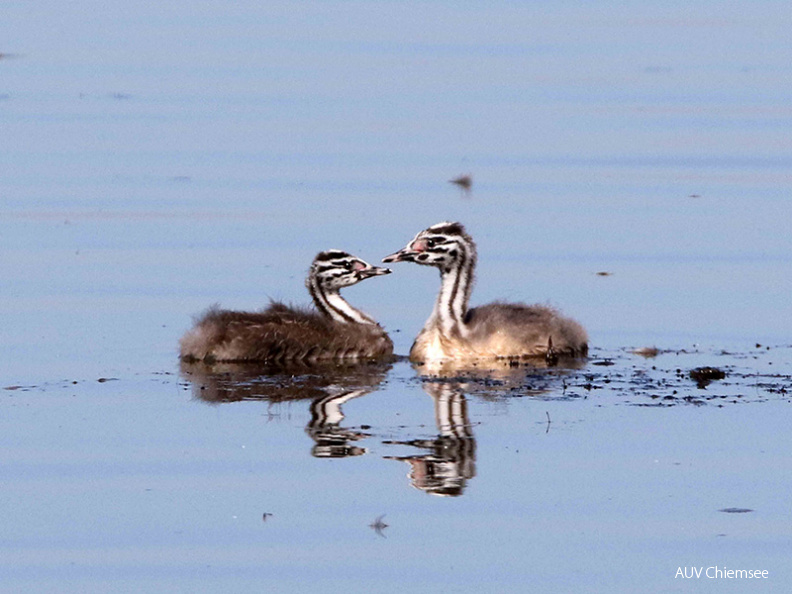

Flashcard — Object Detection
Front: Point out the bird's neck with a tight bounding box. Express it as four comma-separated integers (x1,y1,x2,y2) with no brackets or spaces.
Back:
430,250,476,337
308,278,374,324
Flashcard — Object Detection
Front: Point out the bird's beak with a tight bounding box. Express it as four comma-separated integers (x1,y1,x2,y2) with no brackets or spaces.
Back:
382,247,415,263
359,264,392,278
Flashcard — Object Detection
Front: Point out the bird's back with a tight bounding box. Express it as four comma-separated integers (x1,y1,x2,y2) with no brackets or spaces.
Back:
464,301,588,358
180,302,393,364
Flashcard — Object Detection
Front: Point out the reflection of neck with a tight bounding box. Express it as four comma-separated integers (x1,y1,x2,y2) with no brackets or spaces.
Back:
432,386,474,439
310,389,369,426
307,277,373,324
431,246,475,337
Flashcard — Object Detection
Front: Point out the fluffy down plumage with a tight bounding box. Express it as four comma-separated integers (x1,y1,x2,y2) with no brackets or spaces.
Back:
464,302,588,357
180,302,393,364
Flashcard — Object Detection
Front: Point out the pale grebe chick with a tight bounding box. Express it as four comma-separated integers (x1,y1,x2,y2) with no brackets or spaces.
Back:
180,251,393,364
383,222,587,363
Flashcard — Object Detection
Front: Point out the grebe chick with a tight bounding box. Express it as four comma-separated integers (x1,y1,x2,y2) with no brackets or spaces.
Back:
180,251,393,364
383,222,587,363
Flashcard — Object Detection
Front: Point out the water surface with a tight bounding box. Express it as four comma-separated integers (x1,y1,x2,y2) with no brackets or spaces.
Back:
2,2,792,592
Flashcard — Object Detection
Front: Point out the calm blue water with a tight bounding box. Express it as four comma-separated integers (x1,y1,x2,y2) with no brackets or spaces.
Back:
2,2,791,592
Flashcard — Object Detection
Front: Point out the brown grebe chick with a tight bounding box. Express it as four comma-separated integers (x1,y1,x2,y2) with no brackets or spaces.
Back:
180,251,394,364
383,222,587,363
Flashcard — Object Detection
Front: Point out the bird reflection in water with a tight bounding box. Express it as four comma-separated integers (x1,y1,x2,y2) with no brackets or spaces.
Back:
385,379,476,497
387,357,585,496
180,359,389,459
307,388,371,458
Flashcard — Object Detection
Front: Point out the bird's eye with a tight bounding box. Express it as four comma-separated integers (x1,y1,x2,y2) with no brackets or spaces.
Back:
426,238,436,248
344,261,353,270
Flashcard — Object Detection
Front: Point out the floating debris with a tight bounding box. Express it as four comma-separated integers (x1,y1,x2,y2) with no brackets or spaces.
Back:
449,174,472,190
369,514,389,538
719,508,753,514
632,347,660,358
690,367,726,389
595,271,612,276
262,512,273,522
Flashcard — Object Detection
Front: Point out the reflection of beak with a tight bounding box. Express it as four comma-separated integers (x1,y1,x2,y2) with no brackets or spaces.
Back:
358,265,391,279
382,248,416,263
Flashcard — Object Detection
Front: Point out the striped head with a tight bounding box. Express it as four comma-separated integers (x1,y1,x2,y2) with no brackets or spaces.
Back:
309,250,391,291
382,222,477,272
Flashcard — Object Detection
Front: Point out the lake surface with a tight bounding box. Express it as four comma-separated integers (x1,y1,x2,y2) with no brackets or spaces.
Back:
2,2,791,592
